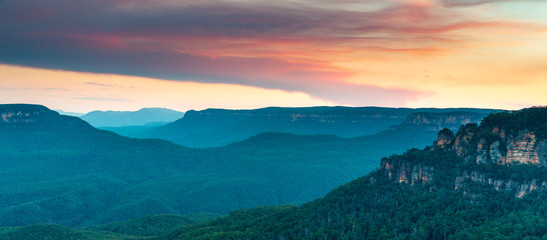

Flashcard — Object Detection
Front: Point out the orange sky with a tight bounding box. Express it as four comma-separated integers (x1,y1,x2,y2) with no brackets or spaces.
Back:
0,0,546,112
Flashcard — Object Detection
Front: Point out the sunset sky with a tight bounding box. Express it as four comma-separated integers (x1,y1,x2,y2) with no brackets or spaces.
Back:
1,0,546,112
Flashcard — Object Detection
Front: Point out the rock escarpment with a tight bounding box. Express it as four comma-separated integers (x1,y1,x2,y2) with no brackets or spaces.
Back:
146,107,494,147
0,104,56,125
454,171,547,198
395,111,486,132
448,126,546,167
0,104,60,128
381,157,434,185
0,104,92,131
381,107,547,198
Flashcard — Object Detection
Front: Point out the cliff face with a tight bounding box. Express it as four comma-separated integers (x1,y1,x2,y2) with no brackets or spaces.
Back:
451,126,546,167
382,107,547,198
392,111,487,132
182,107,410,125
504,131,547,166
149,107,493,148
0,104,91,131
0,104,54,125
455,171,547,198
380,157,434,185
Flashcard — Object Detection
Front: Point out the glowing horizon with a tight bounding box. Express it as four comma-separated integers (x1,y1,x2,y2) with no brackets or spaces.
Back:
0,0,546,112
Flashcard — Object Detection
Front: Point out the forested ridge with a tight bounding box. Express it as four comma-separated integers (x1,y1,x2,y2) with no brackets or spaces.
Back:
1,105,544,240
1,104,476,227
167,107,547,240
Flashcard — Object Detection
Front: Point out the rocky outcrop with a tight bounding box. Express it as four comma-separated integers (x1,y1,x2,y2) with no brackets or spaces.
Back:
455,171,547,198
0,104,53,125
386,107,547,199
431,122,547,167
475,138,491,164
470,130,546,167
433,128,454,150
0,104,91,131
183,108,410,124
397,112,486,132
505,131,547,166
381,157,434,185
453,123,479,160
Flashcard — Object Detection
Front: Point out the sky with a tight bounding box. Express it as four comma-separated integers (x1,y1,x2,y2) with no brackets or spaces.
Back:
0,0,546,113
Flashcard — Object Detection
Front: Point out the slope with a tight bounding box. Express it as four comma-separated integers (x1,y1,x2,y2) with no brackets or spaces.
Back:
168,107,547,240
0,104,493,228
0,224,139,240
80,108,184,127
0,213,220,240
143,107,494,148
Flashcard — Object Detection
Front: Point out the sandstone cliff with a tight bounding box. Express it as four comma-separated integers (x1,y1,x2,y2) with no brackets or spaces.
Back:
454,170,547,198
381,157,434,185
0,104,92,130
443,125,547,167
393,111,486,132
381,107,547,198
0,104,54,125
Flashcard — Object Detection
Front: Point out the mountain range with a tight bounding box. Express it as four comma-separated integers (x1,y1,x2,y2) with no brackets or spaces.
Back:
135,107,493,148
168,107,547,239
1,106,545,240
80,108,184,128
0,104,492,228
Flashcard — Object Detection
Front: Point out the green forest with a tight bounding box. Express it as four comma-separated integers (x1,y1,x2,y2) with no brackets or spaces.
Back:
168,147,547,240
0,105,545,240
1,104,471,227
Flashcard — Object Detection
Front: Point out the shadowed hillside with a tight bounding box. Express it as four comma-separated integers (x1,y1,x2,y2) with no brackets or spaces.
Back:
80,108,184,127
139,107,494,147
167,107,547,240
0,104,495,228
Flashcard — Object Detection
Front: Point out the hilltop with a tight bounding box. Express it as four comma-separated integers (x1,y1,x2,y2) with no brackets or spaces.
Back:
168,107,547,239
0,104,487,227
80,108,184,127
142,106,493,147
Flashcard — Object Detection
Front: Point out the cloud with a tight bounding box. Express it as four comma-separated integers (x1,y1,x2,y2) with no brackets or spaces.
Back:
85,82,111,87
0,0,541,105
441,0,539,7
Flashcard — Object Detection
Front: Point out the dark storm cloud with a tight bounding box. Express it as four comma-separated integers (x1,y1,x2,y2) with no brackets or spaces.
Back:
0,0,530,105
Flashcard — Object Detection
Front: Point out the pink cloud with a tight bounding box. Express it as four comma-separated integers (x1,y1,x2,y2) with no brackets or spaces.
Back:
0,0,543,105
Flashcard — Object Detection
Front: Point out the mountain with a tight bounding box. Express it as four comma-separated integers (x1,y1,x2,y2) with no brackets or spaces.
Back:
54,109,84,117
0,104,495,228
167,107,547,239
80,108,184,127
143,107,494,148
0,104,200,227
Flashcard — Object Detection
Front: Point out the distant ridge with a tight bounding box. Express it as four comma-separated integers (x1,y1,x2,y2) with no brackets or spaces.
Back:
80,108,184,127
143,106,496,147
168,107,547,239
0,104,495,228
54,109,84,117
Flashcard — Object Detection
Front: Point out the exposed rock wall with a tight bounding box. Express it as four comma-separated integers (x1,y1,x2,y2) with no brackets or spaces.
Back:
0,105,52,125
455,171,547,198
386,120,547,198
390,112,486,132
505,131,546,165
453,124,478,160
434,122,547,167
471,131,547,167
381,158,434,185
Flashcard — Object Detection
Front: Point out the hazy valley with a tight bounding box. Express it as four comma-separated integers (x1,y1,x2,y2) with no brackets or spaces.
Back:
1,105,545,239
